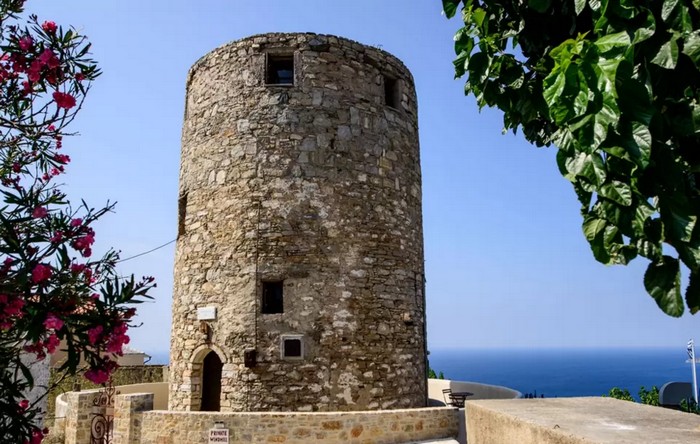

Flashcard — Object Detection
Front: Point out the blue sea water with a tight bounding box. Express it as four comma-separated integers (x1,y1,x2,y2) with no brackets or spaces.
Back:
428,348,694,399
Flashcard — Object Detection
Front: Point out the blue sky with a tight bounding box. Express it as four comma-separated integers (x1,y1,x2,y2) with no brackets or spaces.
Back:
28,0,698,356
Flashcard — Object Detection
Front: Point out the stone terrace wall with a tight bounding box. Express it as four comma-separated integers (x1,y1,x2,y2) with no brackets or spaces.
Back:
170,32,426,412
140,407,458,444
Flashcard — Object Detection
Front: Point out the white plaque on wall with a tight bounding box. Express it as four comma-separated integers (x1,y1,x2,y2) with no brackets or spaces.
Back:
197,306,217,321
208,428,229,443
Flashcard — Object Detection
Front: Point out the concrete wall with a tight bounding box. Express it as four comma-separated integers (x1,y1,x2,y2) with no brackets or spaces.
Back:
139,407,458,444
428,378,521,406
170,32,426,412
466,397,700,444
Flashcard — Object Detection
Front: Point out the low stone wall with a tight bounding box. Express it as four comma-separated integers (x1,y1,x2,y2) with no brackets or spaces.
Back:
466,397,700,443
139,407,459,444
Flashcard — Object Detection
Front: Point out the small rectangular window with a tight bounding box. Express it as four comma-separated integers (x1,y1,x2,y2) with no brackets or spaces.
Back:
177,192,188,238
281,336,303,359
266,55,294,85
384,76,398,108
261,281,284,314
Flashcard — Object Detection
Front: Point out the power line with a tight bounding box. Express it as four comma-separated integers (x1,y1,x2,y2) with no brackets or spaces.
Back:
116,239,176,263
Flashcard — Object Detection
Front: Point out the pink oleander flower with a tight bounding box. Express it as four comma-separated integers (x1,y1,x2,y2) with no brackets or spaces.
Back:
50,230,63,243
87,325,103,345
41,21,57,34
73,233,94,251
43,314,63,330
52,91,75,109
31,263,52,283
54,153,70,164
70,218,82,227
84,368,109,385
18,36,32,51
27,59,41,82
70,263,86,274
44,333,60,353
38,49,59,69
31,207,48,218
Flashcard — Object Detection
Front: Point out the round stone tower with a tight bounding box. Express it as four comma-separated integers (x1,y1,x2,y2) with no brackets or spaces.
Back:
169,33,426,412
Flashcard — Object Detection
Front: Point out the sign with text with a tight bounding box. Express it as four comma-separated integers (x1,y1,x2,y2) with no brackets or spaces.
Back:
208,428,229,443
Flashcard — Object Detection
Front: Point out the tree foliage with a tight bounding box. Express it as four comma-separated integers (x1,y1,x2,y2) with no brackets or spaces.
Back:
0,1,154,441
443,0,700,316
604,385,659,404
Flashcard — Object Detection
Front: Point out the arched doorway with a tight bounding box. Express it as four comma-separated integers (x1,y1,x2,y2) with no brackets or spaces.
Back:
200,350,223,411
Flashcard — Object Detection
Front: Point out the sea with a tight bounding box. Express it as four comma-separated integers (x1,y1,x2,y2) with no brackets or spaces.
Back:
428,347,694,399
147,347,696,401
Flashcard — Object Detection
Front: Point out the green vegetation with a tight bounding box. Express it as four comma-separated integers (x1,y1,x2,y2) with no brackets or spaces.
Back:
604,385,659,405
443,0,700,316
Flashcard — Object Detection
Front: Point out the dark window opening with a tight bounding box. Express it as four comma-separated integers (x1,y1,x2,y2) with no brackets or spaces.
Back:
261,281,284,313
266,55,294,85
177,193,188,238
283,338,302,358
384,76,398,108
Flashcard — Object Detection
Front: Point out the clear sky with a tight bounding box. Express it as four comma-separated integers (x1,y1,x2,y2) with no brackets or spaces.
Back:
27,0,698,356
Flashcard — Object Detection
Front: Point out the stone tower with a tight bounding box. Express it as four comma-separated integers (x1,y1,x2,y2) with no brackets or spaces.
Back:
169,33,426,413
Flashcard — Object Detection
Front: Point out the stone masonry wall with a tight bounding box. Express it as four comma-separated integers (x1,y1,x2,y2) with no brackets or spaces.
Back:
169,33,426,412
139,407,458,444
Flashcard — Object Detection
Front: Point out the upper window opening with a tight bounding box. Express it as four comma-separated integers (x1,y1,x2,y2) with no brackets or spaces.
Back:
261,281,284,314
384,76,399,108
266,55,294,85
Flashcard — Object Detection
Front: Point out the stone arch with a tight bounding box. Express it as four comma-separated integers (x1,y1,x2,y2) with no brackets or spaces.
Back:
190,344,228,411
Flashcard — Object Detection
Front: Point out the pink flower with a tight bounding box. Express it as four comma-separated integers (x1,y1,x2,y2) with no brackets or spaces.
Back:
50,231,63,243
44,333,60,353
47,124,55,132
75,72,84,81
70,263,85,274
52,91,75,109
18,36,33,51
31,207,48,218
27,59,42,82
87,325,103,345
84,368,109,385
70,218,82,227
41,21,57,34
54,154,70,164
43,314,63,331
19,399,29,410
73,233,94,251
38,49,59,69
31,264,52,284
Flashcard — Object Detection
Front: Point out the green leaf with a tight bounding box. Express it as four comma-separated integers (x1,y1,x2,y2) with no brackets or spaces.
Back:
644,256,683,317
599,181,633,206
651,38,679,69
686,271,700,314
631,122,652,165
661,0,679,22
595,31,630,54
575,0,586,15
682,30,700,68
583,216,613,263
529,0,551,13
633,10,656,44
442,0,461,18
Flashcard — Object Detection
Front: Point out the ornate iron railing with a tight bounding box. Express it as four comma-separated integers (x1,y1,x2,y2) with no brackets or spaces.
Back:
90,379,116,444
